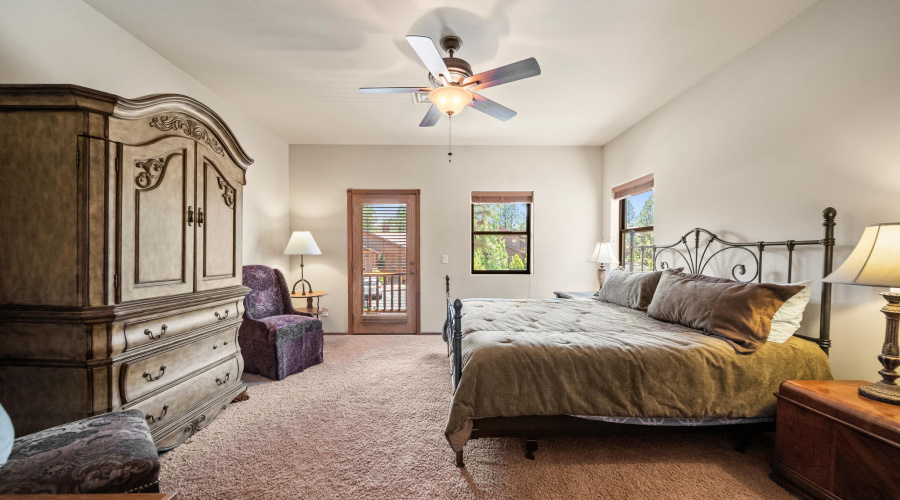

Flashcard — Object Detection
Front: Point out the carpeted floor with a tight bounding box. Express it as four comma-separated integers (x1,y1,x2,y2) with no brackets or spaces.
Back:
160,335,794,499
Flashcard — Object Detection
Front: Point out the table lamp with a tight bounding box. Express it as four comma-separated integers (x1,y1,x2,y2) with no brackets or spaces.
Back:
284,230,321,294
824,222,900,405
588,241,619,289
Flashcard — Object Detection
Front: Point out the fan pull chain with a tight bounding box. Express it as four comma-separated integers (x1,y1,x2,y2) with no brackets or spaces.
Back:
448,114,453,163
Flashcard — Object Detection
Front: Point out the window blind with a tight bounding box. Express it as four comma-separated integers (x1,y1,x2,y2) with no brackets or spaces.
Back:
361,203,408,314
612,174,654,199
471,191,533,203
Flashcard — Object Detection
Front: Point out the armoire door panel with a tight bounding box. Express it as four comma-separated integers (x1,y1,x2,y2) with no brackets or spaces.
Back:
119,137,196,302
196,151,241,291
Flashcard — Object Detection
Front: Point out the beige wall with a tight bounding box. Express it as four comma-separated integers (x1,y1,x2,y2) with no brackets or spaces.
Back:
0,0,290,270
289,145,603,333
602,0,900,380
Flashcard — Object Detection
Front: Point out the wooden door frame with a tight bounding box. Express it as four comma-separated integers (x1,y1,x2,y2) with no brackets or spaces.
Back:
347,189,421,334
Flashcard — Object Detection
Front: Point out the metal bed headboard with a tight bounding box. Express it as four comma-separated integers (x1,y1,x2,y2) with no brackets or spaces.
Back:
447,207,837,388
630,207,836,354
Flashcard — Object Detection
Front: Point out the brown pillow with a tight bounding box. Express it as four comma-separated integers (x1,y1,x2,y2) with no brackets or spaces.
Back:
646,270,803,353
596,268,681,311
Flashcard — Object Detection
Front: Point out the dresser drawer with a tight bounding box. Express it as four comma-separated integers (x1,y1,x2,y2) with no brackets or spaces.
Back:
120,325,238,402
123,299,242,351
133,356,239,432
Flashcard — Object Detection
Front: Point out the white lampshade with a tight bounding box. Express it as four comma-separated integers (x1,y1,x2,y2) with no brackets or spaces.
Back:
824,223,900,287
430,86,472,116
284,231,322,256
588,242,619,265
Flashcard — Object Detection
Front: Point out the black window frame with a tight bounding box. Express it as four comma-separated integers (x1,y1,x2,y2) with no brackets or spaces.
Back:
618,196,654,272
471,202,532,275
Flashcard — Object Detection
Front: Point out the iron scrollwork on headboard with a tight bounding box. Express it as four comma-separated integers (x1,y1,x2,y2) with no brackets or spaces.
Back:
629,207,837,354
647,228,764,283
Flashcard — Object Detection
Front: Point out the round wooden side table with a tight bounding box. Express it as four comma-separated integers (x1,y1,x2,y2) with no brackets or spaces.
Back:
290,291,328,318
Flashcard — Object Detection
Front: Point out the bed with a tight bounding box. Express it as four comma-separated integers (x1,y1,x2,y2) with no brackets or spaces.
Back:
445,207,837,467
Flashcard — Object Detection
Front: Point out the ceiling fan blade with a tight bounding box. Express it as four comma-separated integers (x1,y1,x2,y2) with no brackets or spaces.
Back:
359,87,431,94
463,57,541,91
468,93,517,121
406,35,452,84
419,104,443,127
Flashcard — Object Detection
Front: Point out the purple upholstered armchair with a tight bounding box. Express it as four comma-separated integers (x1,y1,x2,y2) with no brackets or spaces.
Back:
240,265,324,380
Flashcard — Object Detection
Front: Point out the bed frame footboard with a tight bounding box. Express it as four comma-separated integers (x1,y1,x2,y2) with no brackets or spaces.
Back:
451,298,463,389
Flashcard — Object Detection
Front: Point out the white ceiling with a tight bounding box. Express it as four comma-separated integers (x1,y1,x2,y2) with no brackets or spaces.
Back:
86,0,816,146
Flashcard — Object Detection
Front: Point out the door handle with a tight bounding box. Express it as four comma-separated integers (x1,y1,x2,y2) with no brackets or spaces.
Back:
187,206,194,226
198,207,205,227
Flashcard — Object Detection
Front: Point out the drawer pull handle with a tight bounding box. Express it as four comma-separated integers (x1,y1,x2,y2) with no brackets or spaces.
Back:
146,404,169,423
216,371,231,386
143,365,167,382
144,324,168,339
215,309,230,321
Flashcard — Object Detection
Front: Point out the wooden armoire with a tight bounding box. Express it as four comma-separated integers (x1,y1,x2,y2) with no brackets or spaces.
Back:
0,85,251,450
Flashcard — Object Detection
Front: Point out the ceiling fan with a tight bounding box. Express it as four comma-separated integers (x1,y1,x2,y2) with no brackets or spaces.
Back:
360,35,541,127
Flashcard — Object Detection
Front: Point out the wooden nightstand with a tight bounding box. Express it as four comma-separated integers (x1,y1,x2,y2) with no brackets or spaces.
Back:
553,291,597,300
772,380,900,500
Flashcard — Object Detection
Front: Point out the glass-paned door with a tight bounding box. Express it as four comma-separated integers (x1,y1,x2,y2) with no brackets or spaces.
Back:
348,190,419,334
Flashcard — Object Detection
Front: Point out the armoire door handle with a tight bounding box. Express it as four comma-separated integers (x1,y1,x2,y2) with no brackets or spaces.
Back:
188,206,194,226
198,207,205,227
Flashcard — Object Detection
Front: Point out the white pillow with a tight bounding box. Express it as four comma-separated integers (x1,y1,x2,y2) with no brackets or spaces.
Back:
768,280,812,343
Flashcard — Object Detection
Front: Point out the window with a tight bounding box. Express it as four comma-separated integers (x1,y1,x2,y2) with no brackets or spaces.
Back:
471,191,532,274
614,175,654,271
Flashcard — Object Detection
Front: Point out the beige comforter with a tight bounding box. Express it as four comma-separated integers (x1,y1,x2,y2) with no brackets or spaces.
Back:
446,298,832,451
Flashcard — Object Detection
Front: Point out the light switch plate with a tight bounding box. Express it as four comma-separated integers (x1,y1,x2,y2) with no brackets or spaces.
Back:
441,255,449,264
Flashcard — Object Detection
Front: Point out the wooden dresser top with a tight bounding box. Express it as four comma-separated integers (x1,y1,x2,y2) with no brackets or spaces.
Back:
779,380,900,444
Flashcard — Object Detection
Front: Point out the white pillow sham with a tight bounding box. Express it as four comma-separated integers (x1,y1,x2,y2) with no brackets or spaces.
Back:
768,280,812,343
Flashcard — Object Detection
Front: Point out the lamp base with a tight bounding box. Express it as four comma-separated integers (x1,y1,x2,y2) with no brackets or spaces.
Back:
291,255,313,294
597,265,608,289
292,278,313,295
864,292,900,405
859,381,900,406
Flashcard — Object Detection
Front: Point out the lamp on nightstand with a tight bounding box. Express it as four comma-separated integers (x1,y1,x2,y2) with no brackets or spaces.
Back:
284,230,322,294
824,223,900,405
588,241,619,289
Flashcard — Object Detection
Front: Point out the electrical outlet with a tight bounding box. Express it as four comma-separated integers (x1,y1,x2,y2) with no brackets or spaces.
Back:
320,310,329,317
441,255,449,264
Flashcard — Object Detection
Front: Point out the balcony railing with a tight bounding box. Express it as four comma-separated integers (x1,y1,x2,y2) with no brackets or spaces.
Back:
362,272,407,313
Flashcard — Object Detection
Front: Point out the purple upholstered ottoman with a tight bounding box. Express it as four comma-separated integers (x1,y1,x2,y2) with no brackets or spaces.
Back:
0,409,159,494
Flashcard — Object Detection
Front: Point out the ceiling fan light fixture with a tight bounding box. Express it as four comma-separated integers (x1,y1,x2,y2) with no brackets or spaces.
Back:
430,85,471,116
